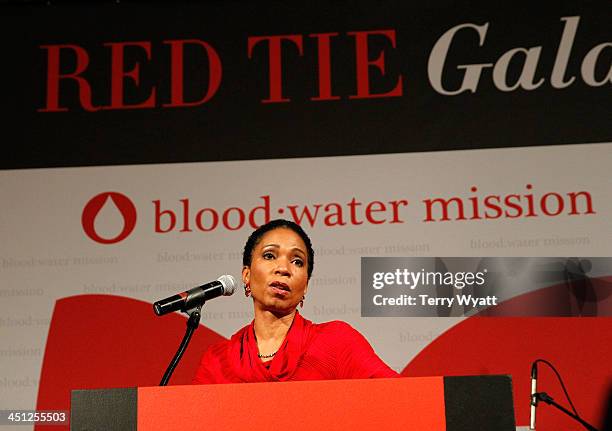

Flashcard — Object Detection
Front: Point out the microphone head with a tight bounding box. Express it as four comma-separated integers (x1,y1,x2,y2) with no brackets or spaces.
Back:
217,275,237,296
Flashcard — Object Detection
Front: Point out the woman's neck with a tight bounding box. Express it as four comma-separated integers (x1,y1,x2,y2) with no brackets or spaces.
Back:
253,309,297,359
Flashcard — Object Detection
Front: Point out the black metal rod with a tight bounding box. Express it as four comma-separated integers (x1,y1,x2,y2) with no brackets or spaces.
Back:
159,306,201,386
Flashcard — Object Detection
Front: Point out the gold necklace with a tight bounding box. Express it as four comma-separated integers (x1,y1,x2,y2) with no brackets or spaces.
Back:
257,351,277,359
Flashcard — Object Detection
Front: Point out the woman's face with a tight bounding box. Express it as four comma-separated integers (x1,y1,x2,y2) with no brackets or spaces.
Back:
243,227,309,315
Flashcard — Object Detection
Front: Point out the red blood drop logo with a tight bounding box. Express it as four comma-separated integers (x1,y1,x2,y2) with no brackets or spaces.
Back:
81,192,137,244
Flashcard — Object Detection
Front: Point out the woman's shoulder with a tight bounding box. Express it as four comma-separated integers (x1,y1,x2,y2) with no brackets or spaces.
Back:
313,319,355,332
193,323,251,384
310,319,367,343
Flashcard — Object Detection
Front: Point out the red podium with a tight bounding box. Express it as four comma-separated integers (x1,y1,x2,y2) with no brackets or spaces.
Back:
71,375,515,430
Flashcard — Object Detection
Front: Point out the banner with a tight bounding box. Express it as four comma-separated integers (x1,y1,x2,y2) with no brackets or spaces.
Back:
1,1,610,169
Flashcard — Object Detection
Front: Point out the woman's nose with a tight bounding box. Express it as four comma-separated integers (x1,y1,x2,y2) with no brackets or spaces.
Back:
274,258,290,276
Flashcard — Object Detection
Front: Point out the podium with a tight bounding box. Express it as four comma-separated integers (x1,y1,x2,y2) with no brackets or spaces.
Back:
71,375,515,431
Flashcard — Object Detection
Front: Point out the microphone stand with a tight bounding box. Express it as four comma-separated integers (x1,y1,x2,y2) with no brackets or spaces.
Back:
159,304,202,386
534,392,599,431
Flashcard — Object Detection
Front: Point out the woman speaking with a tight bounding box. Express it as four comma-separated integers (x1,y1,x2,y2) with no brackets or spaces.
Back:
193,219,398,383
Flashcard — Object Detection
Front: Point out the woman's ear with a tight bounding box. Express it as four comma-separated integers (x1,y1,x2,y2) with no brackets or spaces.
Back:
242,266,250,285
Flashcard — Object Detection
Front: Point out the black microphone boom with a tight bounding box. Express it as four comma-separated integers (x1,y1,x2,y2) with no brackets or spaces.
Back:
153,275,237,316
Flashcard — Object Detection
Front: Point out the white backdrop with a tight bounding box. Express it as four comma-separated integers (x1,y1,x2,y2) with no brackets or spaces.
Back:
1,142,610,417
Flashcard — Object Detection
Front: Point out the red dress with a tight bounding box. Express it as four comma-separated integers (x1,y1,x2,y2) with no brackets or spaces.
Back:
193,312,398,384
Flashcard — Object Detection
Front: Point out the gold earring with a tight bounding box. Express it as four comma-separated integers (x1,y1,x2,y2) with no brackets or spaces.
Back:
300,295,305,308
244,284,251,297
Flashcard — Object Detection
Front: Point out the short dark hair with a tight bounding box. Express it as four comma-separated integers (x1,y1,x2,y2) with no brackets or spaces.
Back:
242,219,315,279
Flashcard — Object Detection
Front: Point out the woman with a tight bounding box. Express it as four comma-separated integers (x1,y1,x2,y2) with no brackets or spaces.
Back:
193,219,398,383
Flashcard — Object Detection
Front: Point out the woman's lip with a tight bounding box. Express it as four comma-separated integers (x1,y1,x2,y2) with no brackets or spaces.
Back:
269,282,290,295
269,281,290,290
270,285,290,296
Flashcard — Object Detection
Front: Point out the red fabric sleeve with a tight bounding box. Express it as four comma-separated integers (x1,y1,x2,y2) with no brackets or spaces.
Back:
324,321,399,379
192,341,228,384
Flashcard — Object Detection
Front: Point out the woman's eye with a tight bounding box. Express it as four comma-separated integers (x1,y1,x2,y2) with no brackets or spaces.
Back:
293,259,304,267
263,252,275,260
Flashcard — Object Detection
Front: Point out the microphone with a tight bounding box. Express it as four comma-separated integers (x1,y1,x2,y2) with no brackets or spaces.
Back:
153,275,237,316
530,361,538,430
